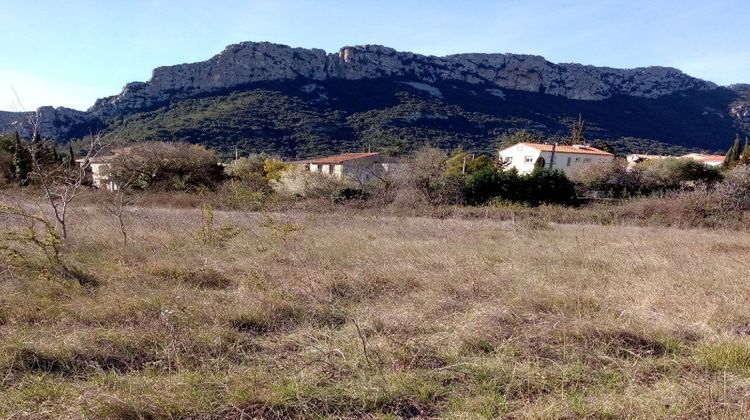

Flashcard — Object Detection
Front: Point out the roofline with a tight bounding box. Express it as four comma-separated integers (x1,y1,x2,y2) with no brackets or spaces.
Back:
511,142,614,156
299,152,383,164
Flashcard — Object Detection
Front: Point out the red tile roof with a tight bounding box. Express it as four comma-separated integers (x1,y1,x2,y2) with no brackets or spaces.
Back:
687,154,724,163
301,152,382,165
521,143,613,156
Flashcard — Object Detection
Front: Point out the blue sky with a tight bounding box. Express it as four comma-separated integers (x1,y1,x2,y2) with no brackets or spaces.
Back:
2,0,748,111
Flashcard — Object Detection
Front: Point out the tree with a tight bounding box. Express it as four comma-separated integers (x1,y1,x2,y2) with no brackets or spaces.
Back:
110,142,223,191
723,135,743,168
639,158,722,191
523,168,576,205
445,151,495,176
571,159,640,198
496,129,541,150
593,140,615,155
12,132,31,185
25,127,103,241
569,114,586,145
66,143,76,168
262,158,292,182
739,137,750,165
534,156,546,170
103,152,147,246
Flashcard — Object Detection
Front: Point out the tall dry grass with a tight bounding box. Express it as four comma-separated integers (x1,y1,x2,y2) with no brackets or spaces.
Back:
1,201,750,418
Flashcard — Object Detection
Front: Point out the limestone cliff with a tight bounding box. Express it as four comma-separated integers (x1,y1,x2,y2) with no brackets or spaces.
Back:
90,42,717,117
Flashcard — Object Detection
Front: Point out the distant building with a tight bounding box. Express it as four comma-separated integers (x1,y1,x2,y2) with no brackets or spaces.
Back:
626,153,672,170
498,143,613,176
294,152,403,183
681,153,725,168
76,148,131,191
626,153,725,170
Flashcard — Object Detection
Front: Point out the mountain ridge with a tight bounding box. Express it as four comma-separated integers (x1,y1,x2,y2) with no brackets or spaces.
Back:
1,41,748,156
89,41,718,118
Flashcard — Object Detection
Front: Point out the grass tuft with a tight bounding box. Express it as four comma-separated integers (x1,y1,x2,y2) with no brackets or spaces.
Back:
695,340,750,377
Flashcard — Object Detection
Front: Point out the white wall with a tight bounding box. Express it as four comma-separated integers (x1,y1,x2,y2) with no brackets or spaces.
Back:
541,151,612,177
498,144,541,174
499,144,612,176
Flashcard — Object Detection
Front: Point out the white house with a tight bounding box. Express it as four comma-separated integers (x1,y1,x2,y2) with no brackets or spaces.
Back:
294,152,403,183
498,143,614,176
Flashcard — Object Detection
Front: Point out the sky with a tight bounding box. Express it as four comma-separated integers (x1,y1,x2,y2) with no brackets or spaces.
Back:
2,0,749,111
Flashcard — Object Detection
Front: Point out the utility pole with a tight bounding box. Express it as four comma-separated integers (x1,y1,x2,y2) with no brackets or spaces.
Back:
549,143,557,170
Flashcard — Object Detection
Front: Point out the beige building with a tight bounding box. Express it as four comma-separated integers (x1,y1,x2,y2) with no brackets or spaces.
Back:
295,152,402,183
498,142,614,176
76,148,132,191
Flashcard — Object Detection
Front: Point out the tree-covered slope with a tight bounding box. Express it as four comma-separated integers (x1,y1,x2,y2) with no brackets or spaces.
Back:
104,79,740,157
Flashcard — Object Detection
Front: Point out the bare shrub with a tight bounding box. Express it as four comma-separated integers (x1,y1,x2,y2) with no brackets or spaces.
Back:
571,159,640,197
0,204,96,286
110,142,223,191
276,168,345,198
714,165,750,212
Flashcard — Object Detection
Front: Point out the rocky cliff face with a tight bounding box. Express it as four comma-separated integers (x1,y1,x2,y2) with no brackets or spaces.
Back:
0,107,96,139
1,41,745,147
90,42,717,117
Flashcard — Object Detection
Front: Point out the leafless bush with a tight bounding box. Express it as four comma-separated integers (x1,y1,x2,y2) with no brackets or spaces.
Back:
25,130,103,241
571,159,640,196
276,168,346,198
109,142,223,191
714,165,750,212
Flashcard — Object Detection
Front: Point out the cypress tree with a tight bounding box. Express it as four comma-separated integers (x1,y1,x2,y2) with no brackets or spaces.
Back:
732,134,742,164
12,132,31,184
723,135,742,168
741,137,750,165
534,156,546,170
67,143,76,168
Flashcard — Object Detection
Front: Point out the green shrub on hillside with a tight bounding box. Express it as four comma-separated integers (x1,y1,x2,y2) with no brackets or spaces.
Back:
637,158,722,191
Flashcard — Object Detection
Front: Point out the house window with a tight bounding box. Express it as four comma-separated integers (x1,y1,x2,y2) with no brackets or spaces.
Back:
504,156,513,163
566,156,572,167
317,164,323,172
524,156,534,164
329,165,334,174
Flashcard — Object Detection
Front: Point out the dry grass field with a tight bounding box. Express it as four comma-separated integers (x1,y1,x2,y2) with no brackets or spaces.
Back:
2,204,750,418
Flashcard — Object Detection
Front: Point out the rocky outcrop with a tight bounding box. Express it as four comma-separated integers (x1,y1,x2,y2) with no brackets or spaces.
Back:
729,84,750,124
90,42,718,117
0,107,97,139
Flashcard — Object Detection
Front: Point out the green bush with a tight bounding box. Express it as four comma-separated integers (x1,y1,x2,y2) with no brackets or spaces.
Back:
637,158,722,191
523,168,577,205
